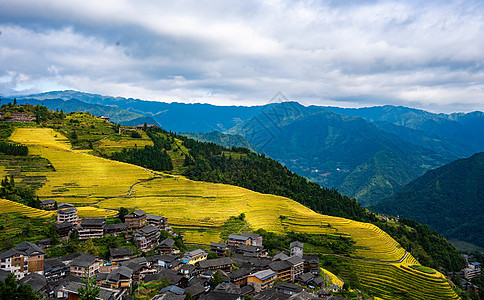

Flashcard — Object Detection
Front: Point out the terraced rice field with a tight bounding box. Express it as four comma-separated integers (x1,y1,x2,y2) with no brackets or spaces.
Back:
0,198,54,218
9,127,460,299
97,134,153,154
10,128,153,203
346,259,459,300
77,207,118,218
320,267,344,288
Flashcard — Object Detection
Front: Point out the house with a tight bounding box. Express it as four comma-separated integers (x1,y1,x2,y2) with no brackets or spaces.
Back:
157,238,175,254
144,268,184,286
464,262,481,279
198,257,233,272
290,241,304,258
58,202,75,210
109,247,132,263
69,253,102,278
269,260,292,282
98,116,110,122
61,281,122,300
159,285,186,295
234,244,265,258
275,282,305,295
147,254,178,269
56,221,73,239
125,209,147,230
40,199,56,210
20,273,48,298
302,256,319,275
35,238,52,250
227,234,251,247
78,218,106,240
121,257,155,281
295,273,314,287
104,223,128,236
228,268,253,285
44,257,69,282
147,214,168,229
284,256,305,281
247,269,278,293
134,225,160,250
185,282,207,299
0,242,45,279
106,265,133,289
210,242,229,257
182,249,208,265
241,232,263,247
57,207,80,226
179,264,198,278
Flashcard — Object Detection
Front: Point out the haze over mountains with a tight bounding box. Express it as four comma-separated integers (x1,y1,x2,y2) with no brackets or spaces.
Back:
11,90,484,208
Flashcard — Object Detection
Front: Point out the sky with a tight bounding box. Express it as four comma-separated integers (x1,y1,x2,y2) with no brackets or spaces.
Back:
0,0,483,113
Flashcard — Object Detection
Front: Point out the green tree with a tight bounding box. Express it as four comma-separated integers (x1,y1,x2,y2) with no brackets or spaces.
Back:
0,273,41,300
118,207,129,222
78,271,100,300
4,112,11,119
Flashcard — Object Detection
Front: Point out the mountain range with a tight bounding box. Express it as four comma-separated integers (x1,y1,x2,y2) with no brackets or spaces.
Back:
9,90,484,207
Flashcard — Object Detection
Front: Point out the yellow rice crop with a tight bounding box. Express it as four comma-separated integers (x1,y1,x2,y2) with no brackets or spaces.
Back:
320,267,344,288
0,198,54,218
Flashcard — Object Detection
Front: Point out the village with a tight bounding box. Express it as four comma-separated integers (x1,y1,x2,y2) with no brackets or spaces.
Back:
0,200,350,300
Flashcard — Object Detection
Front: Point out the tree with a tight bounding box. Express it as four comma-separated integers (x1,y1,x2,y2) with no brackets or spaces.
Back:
77,270,100,300
118,207,129,222
0,273,41,300
4,112,11,119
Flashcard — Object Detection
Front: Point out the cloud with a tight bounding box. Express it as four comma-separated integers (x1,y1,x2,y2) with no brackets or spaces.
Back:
0,0,483,113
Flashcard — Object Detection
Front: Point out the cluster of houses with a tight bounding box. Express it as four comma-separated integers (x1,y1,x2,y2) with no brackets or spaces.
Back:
0,216,345,300
50,202,169,251
447,254,482,292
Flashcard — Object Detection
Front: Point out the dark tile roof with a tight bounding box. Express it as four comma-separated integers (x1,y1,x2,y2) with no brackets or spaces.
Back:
269,260,292,272
0,269,11,281
285,256,304,266
35,238,52,246
20,273,47,292
302,256,319,263
41,199,56,205
214,282,241,294
227,234,250,241
58,203,74,209
198,257,233,269
241,285,254,295
58,207,77,214
253,288,289,300
275,282,304,294
272,252,290,261
96,273,109,281
288,291,319,300
56,221,73,229
211,242,229,249
0,248,22,259
290,241,304,249
241,232,261,239
70,253,98,268
64,282,117,300
44,257,67,270
144,269,183,285
104,223,127,231
228,268,252,280
137,224,159,235
48,274,82,289
201,291,242,300
81,218,106,227
159,285,185,295
15,241,45,256
59,252,82,263
126,209,146,218
312,277,324,286
110,247,132,257
237,244,262,253
185,282,207,296
159,238,175,248
153,292,186,300
107,266,133,282
147,214,166,221
296,273,314,283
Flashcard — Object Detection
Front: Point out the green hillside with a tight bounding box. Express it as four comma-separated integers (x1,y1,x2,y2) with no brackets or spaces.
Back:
371,152,484,248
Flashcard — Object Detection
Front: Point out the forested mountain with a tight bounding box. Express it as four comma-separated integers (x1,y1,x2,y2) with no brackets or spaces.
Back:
371,152,484,248
180,131,259,153
323,105,484,157
228,102,452,206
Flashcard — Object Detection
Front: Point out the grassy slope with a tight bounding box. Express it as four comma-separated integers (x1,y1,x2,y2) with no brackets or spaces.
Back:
6,127,460,299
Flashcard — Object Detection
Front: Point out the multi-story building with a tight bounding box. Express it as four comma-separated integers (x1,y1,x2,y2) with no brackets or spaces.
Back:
147,214,168,229
40,199,56,210
285,256,305,281
78,218,106,240
0,242,45,279
241,232,263,247
269,260,292,282
464,262,481,279
57,206,79,226
69,253,101,278
182,249,208,265
227,234,251,247
247,269,278,292
134,225,160,250
125,209,147,230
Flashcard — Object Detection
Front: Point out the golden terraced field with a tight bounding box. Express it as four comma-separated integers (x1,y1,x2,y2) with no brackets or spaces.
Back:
6,127,460,299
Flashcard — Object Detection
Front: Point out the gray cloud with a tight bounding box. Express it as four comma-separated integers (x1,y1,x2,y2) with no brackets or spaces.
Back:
0,0,483,112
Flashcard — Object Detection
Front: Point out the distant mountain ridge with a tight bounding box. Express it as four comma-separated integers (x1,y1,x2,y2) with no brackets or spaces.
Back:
12,90,484,205
370,152,484,248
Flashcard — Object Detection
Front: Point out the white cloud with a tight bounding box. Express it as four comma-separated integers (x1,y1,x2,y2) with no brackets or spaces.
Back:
0,0,483,112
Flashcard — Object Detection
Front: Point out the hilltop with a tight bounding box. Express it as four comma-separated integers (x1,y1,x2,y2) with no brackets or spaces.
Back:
371,152,484,249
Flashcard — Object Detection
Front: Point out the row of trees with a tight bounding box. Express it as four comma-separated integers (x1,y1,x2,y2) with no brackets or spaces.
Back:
0,141,28,156
0,175,41,209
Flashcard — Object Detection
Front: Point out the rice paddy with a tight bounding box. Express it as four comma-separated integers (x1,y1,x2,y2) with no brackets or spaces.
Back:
7,126,461,299
0,198,54,218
